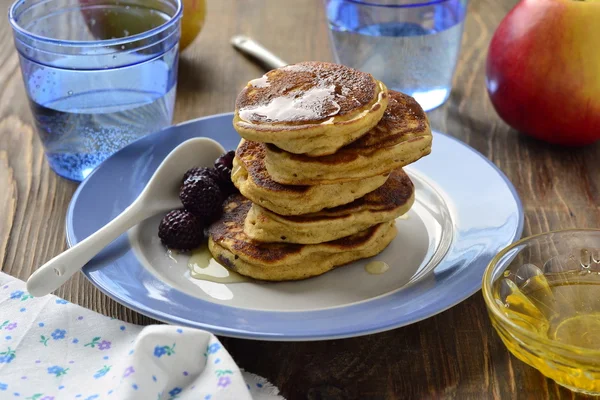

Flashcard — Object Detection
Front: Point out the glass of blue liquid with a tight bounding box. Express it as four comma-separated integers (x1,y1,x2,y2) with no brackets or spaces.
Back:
9,0,182,181
325,0,468,111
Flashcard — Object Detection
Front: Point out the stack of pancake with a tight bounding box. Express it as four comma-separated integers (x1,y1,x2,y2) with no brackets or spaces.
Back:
208,61,432,281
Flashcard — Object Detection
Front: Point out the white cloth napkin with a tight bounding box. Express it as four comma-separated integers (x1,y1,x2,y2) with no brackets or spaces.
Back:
0,272,284,400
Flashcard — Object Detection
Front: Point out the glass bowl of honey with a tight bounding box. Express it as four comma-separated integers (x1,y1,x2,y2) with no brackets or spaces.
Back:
483,229,600,395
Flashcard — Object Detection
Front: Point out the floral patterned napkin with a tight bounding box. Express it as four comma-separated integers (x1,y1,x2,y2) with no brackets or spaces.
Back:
0,272,284,400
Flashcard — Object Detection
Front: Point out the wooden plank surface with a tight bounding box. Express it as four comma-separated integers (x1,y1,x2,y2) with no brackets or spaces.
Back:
1,0,599,398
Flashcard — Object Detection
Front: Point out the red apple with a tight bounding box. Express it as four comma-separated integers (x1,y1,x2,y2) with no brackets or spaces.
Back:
486,0,600,146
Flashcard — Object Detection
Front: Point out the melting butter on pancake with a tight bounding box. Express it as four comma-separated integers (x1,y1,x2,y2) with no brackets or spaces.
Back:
208,195,397,281
232,139,389,216
264,91,432,185
245,169,414,244
233,61,389,156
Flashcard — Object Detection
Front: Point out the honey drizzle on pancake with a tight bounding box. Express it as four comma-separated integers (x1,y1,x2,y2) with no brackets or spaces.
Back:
188,244,247,283
249,75,270,88
239,85,341,123
236,61,378,124
365,261,390,275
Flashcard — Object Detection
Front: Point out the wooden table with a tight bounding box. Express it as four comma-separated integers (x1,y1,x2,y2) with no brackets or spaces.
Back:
1,0,599,398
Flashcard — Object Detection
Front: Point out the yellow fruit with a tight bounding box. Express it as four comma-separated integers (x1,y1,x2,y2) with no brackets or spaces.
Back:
180,0,206,51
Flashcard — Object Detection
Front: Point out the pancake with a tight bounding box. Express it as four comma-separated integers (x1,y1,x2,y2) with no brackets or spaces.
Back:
232,139,389,215
264,90,432,185
233,61,389,156
208,195,397,281
245,168,414,244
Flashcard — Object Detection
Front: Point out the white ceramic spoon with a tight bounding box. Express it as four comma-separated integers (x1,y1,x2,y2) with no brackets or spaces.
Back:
27,137,226,297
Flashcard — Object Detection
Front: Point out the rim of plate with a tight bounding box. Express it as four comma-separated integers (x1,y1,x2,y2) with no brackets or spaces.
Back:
66,112,524,341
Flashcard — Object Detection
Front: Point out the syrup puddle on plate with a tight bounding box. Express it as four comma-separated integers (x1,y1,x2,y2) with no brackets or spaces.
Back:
187,244,247,284
365,261,390,275
166,248,179,262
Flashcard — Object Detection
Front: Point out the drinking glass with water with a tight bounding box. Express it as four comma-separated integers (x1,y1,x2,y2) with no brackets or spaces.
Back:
9,0,182,181
325,0,468,111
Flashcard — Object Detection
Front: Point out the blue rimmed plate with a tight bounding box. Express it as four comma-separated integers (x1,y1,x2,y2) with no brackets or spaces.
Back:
67,113,523,341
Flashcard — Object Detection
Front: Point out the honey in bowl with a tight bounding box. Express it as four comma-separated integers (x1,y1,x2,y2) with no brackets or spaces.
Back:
487,242,600,395
502,270,600,349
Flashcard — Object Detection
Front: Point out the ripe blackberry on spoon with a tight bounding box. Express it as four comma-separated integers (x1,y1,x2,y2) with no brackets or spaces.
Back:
179,175,224,220
157,150,236,251
215,150,235,169
158,210,204,250
182,167,220,185
214,150,236,194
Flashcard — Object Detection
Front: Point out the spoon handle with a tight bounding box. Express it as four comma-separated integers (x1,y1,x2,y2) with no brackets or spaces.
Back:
27,202,151,297
230,35,288,69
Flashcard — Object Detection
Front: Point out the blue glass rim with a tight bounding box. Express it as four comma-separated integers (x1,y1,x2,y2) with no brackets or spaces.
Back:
8,0,183,48
343,0,451,8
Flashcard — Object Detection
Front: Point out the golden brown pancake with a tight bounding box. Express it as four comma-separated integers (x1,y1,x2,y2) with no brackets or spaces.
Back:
264,90,432,185
245,169,414,244
232,139,389,215
208,195,397,281
233,61,389,156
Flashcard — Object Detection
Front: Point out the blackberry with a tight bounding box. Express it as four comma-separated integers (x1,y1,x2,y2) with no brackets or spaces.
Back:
182,167,220,185
180,175,224,219
182,165,236,194
215,164,237,195
158,209,204,250
215,150,235,170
